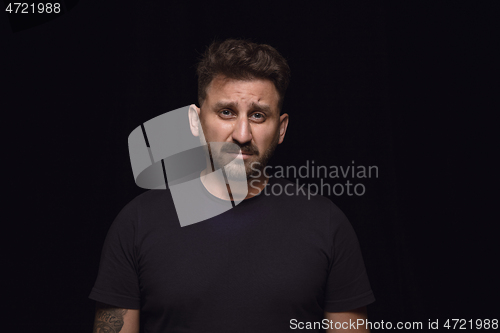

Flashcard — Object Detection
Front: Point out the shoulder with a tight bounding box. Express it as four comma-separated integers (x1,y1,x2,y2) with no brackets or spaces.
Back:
266,178,348,226
123,189,175,209
268,177,340,211
113,189,177,225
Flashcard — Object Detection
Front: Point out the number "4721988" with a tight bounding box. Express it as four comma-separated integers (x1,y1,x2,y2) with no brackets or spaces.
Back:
5,3,61,14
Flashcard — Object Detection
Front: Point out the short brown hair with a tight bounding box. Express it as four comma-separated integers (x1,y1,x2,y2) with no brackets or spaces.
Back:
197,39,291,111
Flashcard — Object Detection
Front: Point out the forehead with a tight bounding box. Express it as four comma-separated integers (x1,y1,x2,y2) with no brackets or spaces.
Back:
205,76,280,111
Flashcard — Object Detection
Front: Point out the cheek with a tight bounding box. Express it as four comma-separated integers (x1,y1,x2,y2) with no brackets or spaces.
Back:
254,127,278,148
201,116,226,140
206,121,234,140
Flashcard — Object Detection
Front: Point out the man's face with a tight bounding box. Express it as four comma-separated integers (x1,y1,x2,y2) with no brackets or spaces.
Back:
197,75,289,179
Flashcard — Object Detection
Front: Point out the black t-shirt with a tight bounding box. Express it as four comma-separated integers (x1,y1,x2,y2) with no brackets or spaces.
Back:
89,177,375,332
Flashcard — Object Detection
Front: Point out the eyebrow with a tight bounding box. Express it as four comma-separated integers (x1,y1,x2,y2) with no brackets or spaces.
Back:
212,101,272,114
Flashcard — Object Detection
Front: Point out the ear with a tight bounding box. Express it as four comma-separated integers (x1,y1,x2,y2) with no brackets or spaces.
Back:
278,113,289,144
188,104,201,137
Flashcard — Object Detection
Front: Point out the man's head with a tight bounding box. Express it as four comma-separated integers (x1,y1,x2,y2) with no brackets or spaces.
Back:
189,39,290,180
197,39,291,112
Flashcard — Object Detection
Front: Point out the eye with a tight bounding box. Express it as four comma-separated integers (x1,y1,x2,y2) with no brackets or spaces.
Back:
251,113,265,122
219,109,233,118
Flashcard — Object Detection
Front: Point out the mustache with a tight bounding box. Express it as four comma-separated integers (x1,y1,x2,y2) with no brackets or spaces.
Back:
220,143,259,155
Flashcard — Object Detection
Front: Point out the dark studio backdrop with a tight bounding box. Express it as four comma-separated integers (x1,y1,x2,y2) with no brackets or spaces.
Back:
3,0,498,332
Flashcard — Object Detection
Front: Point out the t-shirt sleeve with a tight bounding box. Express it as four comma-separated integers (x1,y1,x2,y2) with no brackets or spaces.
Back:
88,198,141,309
323,202,375,312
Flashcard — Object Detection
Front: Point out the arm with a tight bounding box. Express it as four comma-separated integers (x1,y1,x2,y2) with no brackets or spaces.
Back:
324,306,369,332
93,302,140,333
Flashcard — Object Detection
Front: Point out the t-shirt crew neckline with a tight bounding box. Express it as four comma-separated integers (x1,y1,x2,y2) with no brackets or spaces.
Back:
196,172,274,206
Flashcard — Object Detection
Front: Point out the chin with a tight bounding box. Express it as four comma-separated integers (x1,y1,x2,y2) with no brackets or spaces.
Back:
220,163,247,181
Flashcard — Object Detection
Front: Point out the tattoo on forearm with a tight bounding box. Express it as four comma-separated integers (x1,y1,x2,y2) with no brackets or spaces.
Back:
93,306,128,333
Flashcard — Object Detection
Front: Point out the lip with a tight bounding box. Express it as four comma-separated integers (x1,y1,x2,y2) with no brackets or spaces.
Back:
227,152,253,160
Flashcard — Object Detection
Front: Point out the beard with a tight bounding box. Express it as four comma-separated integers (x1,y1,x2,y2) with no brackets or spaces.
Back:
208,135,279,181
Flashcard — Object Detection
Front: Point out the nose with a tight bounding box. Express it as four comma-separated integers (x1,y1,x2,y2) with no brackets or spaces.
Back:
231,116,253,145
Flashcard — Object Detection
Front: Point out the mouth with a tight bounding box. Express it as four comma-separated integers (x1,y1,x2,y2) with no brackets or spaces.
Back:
225,151,254,160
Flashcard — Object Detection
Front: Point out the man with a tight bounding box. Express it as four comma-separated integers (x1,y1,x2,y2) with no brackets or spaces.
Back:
90,39,375,332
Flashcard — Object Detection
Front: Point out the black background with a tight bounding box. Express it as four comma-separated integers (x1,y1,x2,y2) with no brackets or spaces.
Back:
3,0,498,332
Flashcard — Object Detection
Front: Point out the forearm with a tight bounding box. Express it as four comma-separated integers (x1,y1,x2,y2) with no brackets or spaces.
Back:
325,306,370,332
93,302,140,333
